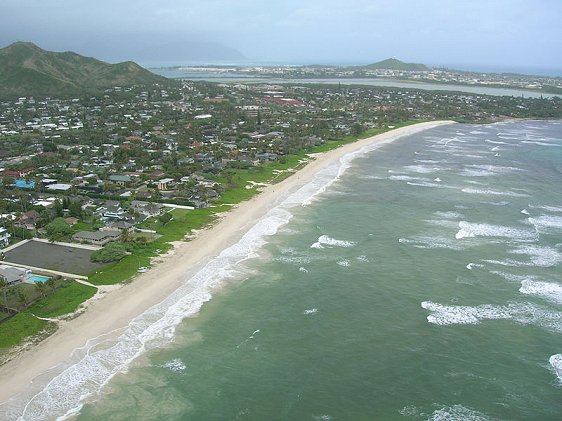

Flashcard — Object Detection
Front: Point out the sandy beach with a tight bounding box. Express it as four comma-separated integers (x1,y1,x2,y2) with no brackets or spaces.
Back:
0,120,454,410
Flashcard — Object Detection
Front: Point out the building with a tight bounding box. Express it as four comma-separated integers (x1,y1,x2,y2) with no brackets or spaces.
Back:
157,178,174,191
0,227,10,248
0,264,26,285
15,210,40,230
72,230,121,246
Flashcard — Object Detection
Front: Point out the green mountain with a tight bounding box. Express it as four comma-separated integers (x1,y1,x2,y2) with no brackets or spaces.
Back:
0,42,170,98
363,58,429,71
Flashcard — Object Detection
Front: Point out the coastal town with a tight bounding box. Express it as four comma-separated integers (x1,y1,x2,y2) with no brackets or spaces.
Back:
1,77,561,355
171,63,562,95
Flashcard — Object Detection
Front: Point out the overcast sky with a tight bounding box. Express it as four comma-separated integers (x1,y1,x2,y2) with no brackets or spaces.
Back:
1,0,561,72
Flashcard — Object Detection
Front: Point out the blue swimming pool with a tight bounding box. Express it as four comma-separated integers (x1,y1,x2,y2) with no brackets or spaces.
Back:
28,275,50,283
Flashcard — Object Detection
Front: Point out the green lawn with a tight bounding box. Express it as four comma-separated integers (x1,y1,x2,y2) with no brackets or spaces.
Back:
0,312,53,349
29,281,97,318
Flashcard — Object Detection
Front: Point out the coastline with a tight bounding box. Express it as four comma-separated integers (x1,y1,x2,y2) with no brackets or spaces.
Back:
0,120,455,415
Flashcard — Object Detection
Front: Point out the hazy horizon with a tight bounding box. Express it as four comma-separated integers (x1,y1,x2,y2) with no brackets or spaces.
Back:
1,0,561,76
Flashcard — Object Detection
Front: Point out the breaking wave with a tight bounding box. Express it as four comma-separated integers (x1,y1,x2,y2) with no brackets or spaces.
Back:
455,221,536,241
311,235,356,249
421,301,562,333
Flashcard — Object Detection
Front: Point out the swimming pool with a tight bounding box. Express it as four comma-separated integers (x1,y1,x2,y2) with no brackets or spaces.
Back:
28,275,50,283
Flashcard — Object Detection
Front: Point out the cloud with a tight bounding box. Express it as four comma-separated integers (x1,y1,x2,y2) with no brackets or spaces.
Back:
0,0,560,69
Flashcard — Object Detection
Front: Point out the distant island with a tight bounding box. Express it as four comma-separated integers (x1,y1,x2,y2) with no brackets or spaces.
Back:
361,58,429,71
0,42,172,98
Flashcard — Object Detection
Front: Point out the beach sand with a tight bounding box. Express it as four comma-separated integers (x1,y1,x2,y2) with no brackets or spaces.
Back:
0,121,454,409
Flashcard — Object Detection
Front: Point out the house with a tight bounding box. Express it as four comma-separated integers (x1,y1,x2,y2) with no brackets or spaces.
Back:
103,220,135,232
14,180,36,189
1,168,34,178
130,201,163,218
15,210,40,230
45,183,73,192
157,178,174,191
0,227,10,248
64,217,79,226
72,230,121,246
109,174,132,186
0,264,26,285
98,200,126,220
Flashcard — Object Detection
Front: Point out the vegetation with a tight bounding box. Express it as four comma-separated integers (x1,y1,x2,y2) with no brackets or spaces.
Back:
0,312,52,349
45,217,73,242
90,242,128,263
362,58,429,71
29,281,96,318
0,42,175,98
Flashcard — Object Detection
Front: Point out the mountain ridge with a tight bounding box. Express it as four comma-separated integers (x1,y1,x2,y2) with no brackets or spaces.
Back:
0,42,171,98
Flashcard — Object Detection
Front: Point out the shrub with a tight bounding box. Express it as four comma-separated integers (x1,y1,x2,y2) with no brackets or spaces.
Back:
90,242,128,263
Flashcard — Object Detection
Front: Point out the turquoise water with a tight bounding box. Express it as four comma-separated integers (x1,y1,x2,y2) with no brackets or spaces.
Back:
7,121,562,420
27,275,50,283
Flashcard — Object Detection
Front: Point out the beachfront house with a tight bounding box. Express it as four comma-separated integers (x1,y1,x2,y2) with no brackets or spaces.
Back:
0,264,26,285
72,230,121,246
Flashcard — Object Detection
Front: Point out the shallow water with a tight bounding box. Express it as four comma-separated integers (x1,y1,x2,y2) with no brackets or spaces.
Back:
9,121,562,420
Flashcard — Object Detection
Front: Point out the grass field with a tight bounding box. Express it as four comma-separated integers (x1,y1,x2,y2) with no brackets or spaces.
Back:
29,281,97,318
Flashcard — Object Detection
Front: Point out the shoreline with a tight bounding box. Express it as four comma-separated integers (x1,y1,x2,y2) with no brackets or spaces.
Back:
0,120,455,414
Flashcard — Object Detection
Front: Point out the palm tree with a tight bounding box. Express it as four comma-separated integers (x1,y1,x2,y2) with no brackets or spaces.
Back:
35,282,47,299
0,276,7,307
17,289,27,310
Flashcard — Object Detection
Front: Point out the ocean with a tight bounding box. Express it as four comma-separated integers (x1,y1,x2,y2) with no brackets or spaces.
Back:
10,121,562,420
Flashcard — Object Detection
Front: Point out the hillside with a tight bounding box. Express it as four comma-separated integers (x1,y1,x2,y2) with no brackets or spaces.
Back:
0,42,171,98
363,58,429,71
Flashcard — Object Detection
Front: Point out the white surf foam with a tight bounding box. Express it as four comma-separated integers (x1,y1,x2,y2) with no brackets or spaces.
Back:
336,260,351,267
304,308,318,315
17,132,401,419
402,165,440,174
550,354,562,383
160,358,187,373
510,245,562,267
422,301,562,332
434,211,463,219
389,175,428,182
466,263,484,270
311,235,356,249
460,164,524,178
485,138,509,145
429,404,492,421
461,187,530,197
528,215,562,233
455,221,536,241
528,204,562,213
521,140,561,147
520,280,562,304
399,236,466,251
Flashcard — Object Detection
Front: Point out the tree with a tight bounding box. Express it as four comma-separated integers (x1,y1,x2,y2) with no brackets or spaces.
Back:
120,228,129,243
0,277,8,307
35,282,47,299
17,289,27,310
158,212,172,225
46,278,56,292
53,199,64,217
45,217,73,242
68,200,83,218
90,242,128,263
